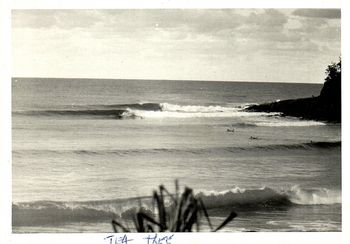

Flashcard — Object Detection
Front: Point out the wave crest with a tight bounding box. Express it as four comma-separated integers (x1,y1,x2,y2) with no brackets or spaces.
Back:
12,186,340,226
160,103,239,113
197,186,341,208
13,103,328,125
13,102,276,119
286,185,341,205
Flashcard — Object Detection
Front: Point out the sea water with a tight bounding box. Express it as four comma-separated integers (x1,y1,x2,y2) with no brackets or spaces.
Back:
12,78,341,232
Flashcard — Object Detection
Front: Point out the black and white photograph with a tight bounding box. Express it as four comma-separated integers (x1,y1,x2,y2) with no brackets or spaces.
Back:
6,5,345,237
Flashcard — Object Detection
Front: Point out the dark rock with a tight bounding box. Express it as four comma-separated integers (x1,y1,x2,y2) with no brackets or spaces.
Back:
245,60,341,123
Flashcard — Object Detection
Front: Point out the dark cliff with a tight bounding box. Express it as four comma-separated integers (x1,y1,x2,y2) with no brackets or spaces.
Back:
246,60,341,123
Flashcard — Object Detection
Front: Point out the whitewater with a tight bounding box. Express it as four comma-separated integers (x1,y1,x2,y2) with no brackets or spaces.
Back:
12,78,341,232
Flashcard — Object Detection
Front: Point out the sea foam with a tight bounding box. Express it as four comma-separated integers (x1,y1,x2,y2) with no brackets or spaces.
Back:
12,186,341,226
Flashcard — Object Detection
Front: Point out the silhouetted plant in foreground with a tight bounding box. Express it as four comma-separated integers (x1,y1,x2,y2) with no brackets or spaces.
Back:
111,181,237,232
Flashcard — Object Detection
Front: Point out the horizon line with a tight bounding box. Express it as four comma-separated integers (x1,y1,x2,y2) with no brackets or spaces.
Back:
11,76,324,85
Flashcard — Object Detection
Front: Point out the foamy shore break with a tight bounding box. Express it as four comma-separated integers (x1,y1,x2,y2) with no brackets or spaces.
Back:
246,61,341,123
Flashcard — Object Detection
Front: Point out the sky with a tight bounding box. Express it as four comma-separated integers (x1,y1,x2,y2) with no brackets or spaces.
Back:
12,9,341,83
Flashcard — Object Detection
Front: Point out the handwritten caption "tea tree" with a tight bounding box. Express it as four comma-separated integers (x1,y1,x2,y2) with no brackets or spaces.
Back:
104,233,175,244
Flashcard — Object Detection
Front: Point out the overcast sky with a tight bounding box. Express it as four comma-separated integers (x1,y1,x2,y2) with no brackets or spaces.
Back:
12,9,340,83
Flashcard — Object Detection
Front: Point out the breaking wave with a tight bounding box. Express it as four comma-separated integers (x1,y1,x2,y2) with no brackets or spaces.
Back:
129,102,277,119
13,103,328,126
231,120,326,127
12,186,340,226
255,121,326,127
12,102,276,119
13,102,329,126
197,186,341,208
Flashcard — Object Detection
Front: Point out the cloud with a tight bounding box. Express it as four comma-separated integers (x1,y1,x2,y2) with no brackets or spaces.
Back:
12,10,102,29
292,9,341,19
11,9,341,83
12,9,283,35
247,9,288,28
12,10,57,29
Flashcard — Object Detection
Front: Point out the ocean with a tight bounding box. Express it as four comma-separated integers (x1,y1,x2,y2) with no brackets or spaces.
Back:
12,78,341,232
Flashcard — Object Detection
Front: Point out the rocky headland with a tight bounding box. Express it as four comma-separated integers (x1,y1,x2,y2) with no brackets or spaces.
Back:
246,60,341,123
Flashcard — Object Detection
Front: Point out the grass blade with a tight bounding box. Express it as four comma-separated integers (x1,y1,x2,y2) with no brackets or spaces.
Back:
213,211,237,232
198,198,213,231
112,219,130,233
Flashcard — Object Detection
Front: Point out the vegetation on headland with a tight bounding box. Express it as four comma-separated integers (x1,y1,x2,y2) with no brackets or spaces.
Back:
246,59,341,123
111,181,237,232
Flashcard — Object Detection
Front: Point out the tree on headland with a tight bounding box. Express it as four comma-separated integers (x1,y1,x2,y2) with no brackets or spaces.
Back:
325,58,341,83
320,58,341,105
